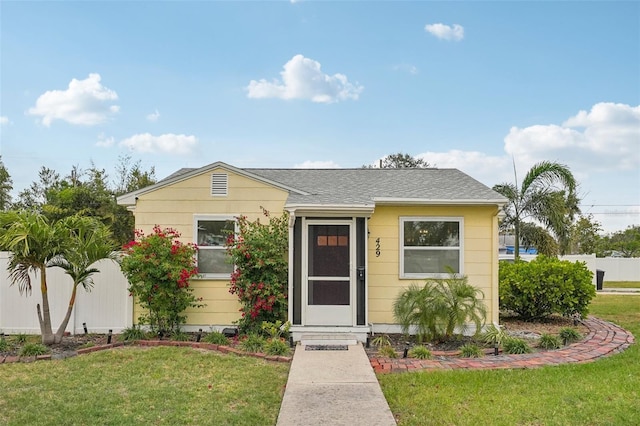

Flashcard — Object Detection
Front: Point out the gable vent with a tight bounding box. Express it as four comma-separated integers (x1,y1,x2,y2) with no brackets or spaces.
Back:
211,173,228,196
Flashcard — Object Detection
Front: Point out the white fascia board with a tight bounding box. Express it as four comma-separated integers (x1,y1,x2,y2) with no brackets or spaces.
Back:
372,197,507,207
285,204,375,217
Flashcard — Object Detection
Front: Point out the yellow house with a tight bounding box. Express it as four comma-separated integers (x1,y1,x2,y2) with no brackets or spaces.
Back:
117,162,507,342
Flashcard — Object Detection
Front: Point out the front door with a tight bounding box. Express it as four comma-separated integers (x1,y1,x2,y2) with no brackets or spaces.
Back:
304,220,354,326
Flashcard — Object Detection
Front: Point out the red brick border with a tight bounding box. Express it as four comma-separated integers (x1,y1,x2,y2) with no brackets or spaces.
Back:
370,317,635,373
0,340,292,364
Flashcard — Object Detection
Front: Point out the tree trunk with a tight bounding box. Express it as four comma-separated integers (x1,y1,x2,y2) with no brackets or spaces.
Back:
38,267,55,345
514,218,521,261
54,284,78,344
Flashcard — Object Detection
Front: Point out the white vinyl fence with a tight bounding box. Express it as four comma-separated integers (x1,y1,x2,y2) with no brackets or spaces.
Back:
595,258,640,282
0,252,133,335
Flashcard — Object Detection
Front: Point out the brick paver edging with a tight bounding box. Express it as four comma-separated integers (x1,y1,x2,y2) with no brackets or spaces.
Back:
0,340,293,364
370,317,635,374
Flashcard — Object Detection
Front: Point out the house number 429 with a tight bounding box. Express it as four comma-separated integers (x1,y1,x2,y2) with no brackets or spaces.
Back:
375,238,381,257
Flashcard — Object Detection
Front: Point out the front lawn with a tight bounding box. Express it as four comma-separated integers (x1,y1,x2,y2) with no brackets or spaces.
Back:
378,295,640,425
0,346,289,425
604,280,640,289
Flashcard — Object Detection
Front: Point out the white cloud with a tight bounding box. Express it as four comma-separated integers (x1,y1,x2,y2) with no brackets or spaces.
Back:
424,23,464,41
146,109,160,122
414,150,512,186
0,116,9,126
96,133,115,148
393,64,419,75
246,54,363,103
505,102,640,173
119,133,198,155
27,73,119,126
294,160,341,168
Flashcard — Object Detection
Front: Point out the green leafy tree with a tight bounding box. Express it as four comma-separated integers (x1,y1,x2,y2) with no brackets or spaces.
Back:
364,152,431,169
0,211,116,344
602,225,640,257
46,215,118,343
0,156,12,211
393,273,486,343
120,226,203,335
226,210,289,334
493,161,579,259
569,214,603,255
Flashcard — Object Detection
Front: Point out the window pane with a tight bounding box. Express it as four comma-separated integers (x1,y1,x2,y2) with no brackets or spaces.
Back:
308,225,349,277
404,221,459,247
198,249,233,275
404,249,460,274
197,220,234,247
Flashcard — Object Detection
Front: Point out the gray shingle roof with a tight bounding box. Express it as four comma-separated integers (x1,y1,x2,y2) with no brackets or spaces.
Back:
123,163,506,208
246,168,505,206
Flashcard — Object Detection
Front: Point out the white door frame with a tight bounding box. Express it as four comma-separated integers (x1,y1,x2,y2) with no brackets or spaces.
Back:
302,218,356,326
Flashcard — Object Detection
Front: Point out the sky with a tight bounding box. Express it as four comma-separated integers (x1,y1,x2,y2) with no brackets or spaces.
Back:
1,1,638,234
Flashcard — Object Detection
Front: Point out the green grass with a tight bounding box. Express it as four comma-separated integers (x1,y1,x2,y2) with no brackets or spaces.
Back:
604,280,640,289
378,295,640,425
0,346,289,425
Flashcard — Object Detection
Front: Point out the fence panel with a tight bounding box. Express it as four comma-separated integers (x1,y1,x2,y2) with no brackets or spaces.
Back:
595,258,640,282
0,252,132,335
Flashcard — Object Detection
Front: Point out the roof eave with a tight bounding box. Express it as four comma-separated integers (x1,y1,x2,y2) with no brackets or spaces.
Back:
372,197,508,207
285,204,376,218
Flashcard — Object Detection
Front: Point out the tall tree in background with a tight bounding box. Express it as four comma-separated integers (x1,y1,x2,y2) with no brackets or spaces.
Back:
493,161,579,259
0,156,12,210
364,152,431,168
569,214,603,255
601,225,640,257
11,156,156,245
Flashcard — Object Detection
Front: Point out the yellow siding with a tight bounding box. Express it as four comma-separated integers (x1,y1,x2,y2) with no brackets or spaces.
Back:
367,205,500,324
131,168,288,326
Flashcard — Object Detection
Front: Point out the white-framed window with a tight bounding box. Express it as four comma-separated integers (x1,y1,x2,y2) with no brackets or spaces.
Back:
194,215,236,277
400,217,463,278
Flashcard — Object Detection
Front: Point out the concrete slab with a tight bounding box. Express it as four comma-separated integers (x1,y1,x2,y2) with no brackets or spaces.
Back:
277,344,396,426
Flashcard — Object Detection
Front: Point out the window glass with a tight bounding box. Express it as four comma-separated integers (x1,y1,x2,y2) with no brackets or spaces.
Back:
401,218,462,277
196,219,235,275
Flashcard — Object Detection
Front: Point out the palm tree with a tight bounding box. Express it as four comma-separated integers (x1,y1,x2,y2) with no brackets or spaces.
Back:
493,161,579,259
0,211,64,344
47,215,118,343
0,212,117,344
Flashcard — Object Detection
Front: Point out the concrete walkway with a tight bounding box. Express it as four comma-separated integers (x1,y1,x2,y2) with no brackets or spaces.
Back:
598,287,640,296
277,344,396,426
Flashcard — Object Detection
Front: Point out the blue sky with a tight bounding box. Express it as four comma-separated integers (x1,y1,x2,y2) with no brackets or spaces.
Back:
1,1,638,233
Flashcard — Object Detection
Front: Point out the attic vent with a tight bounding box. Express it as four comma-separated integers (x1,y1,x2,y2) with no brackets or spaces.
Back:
211,173,228,196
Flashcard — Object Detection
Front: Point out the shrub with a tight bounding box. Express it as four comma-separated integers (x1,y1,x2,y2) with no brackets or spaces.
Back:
408,345,432,359
226,210,289,334
503,337,532,354
393,272,486,342
239,334,267,353
371,335,392,348
121,325,149,341
170,330,191,341
19,343,50,357
481,324,507,347
261,320,290,340
460,343,484,358
264,339,290,356
377,345,398,358
0,338,10,352
120,226,205,335
538,333,562,350
499,255,596,321
559,327,583,344
203,331,230,345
